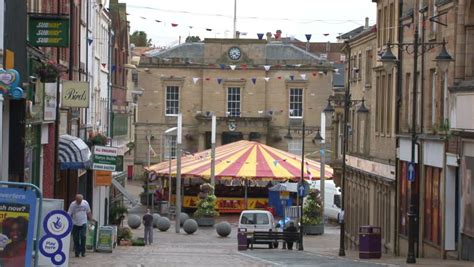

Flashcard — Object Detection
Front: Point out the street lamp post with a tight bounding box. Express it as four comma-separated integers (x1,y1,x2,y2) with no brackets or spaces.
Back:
285,120,324,251
379,26,453,264
323,93,369,257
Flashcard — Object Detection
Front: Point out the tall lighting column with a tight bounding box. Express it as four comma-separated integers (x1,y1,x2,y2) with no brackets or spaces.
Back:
175,113,183,233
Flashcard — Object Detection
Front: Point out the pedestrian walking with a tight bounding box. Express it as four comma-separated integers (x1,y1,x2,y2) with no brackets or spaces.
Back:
143,209,154,245
68,194,93,257
284,221,298,250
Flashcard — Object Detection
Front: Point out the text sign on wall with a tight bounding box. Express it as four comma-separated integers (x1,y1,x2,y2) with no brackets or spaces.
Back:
94,171,112,186
29,16,70,47
61,81,89,108
92,146,118,171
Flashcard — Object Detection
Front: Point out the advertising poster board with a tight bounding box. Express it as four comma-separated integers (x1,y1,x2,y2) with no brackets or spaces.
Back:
0,188,37,267
96,226,114,252
38,210,72,266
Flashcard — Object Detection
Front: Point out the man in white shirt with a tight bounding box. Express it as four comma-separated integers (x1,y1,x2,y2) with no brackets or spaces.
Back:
68,194,93,257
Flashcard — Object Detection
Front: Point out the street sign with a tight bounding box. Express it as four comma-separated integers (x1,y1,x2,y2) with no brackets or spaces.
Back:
408,162,415,182
29,16,70,47
92,146,118,171
298,182,309,197
94,171,112,186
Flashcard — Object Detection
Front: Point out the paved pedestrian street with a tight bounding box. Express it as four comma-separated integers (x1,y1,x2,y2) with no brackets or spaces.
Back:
69,221,388,267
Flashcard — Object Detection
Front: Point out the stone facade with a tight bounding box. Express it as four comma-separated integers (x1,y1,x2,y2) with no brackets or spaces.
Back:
134,38,334,174
340,20,398,255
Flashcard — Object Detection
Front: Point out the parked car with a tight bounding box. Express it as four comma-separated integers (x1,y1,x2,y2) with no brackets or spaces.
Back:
310,180,342,221
238,210,278,248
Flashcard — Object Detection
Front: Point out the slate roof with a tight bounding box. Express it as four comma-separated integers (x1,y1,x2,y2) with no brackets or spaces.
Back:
145,41,322,63
332,63,345,88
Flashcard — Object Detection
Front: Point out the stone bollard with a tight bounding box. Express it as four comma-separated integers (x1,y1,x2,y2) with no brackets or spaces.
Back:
179,212,189,227
127,214,141,229
183,219,198,234
157,217,171,232
152,213,161,228
215,221,232,237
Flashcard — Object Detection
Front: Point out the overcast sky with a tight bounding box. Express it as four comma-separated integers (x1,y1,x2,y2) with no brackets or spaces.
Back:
118,0,376,47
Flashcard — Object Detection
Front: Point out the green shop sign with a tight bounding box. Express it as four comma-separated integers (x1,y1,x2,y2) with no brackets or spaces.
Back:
112,113,129,137
29,16,69,47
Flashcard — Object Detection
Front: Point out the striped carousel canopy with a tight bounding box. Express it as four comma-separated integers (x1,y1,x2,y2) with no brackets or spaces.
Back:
147,140,333,181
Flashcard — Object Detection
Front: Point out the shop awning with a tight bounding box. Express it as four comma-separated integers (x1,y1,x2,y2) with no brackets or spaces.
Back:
59,134,91,170
147,140,333,181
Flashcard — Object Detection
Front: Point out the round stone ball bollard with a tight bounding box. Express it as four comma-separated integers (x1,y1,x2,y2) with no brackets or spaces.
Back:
152,213,161,228
183,219,198,235
179,212,189,226
157,217,171,232
127,214,141,229
215,221,232,237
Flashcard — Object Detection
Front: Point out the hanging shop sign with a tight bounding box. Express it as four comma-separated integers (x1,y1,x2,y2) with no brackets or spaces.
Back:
43,83,57,121
94,170,112,186
0,68,24,99
92,146,118,171
29,16,70,47
0,187,38,267
61,81,89,108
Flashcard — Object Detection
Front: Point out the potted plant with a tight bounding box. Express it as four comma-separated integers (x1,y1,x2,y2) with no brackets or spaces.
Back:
109,204,128,226
35,60,67,82
117,226,133,246
302,188,324,235
194,183,219,226
87,132,108,147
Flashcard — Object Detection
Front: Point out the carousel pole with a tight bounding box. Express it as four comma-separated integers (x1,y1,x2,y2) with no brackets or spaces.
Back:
244,179,248,210
175,113,183,233
210,115,216,186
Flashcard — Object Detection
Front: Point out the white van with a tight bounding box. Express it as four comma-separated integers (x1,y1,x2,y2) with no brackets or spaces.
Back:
238,210,276,232
310,180,342,220
238,210,278,248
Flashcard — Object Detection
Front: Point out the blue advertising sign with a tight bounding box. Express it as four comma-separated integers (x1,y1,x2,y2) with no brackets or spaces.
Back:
408,162,415,182
298,182,310,198
39,210,73,266
0,187,37,267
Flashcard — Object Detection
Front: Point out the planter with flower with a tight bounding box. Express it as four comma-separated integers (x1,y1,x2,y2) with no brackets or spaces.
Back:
302,188,324,235
87,132,108,147
35,60,67,83
194,183,219,226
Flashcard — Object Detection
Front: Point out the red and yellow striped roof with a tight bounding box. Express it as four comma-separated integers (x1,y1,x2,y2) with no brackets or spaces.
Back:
147,140,333,181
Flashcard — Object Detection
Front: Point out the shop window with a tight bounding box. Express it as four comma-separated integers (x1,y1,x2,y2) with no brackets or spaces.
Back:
424,166,442,245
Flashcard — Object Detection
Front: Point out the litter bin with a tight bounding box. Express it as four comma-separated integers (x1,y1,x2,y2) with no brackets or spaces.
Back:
237,228,248,251
359,225,381,259
159,201,169,215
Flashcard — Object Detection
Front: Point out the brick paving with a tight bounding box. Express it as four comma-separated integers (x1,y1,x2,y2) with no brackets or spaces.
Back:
68,180,473,267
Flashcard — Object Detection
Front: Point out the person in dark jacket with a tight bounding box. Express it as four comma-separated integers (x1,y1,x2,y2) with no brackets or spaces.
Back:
142,209,154,245
284,221,298,250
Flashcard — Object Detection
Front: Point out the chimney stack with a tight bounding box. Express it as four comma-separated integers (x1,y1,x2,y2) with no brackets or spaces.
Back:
266,32,272,41
236,31,240,39
364,17,369,29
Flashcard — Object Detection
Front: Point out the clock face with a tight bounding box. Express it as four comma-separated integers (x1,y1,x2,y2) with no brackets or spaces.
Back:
228,47,241,60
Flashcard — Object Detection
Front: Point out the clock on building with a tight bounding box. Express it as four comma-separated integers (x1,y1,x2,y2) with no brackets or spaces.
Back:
228,47,241,60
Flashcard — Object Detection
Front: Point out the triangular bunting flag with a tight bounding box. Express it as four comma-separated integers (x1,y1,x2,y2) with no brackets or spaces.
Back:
206,28,212,31
229,65,236,70
300,74,306,80
251,78,257,85
192,77,200,84
241,64,248,69
257,33,264,40
101,63,106,68
155,20,161,23
217,78,222,84
264,65,271,71
305,34,312,42
205,77,210,81
264,77,270,82
277,76,282,80
140,16,146,19
289,75,294,81
171,23,178,27
312,72,318,76
87,38,93,45
273,160,278,167
294,64,302,67
219,64,226,70
111,65,116,71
